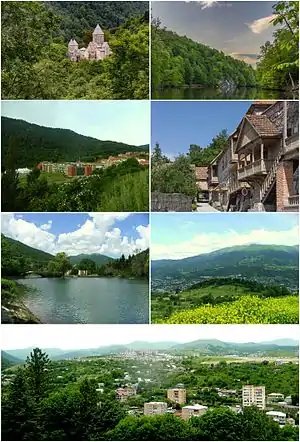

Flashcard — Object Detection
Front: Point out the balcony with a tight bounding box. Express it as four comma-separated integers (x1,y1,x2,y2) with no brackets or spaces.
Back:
209,176,219,184
237,159,273,181
288,195,299,207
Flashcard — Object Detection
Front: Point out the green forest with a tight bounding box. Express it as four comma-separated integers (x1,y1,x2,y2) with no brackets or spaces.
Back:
151,23,256,91
152,1,299,94
1,348,298,440
2,156,149,212
1,1,149,99
1,117,148,168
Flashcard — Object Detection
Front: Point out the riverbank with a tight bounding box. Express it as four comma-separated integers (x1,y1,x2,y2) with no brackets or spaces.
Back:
1,279,41,324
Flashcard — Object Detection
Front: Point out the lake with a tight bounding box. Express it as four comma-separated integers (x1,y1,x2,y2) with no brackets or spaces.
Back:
152,87,297,100
17,277,149,324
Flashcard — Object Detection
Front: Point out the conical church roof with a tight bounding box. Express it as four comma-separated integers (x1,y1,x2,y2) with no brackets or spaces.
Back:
93,24,104,34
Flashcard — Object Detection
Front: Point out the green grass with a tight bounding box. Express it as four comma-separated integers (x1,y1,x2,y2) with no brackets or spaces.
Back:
97,169,149,211
19,171,76,187
157,296,299,324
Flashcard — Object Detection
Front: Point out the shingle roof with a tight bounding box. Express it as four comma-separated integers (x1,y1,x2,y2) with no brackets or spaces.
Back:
245,115,281,137
195,166,208,181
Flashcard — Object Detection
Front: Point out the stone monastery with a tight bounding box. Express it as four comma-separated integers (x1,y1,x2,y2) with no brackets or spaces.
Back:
67,24,111,61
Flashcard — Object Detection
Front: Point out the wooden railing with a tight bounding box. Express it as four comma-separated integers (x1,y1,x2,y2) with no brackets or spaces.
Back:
237,159,273,180
288,195,299,206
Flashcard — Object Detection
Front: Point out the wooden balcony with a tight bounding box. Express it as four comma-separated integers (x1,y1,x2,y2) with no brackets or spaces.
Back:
237,159,273,180
209,176,219,184
288,195,299,207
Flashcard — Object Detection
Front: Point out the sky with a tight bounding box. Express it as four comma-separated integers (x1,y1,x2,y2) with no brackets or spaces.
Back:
152,0,277,65
151,213,299,260
151,101,252,158
1,324,298,350
1,213,149,258
1,101,150,146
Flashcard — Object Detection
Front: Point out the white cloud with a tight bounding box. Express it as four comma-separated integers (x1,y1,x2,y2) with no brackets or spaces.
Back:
186,1,232,10
247,14,276,34
152,225,299,260
1,213,149,258
40,220,52,231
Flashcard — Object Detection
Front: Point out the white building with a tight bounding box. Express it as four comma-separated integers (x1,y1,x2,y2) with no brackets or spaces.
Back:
266,410,286,425
267,392,285,403
242,385,266,410
67,24,111,62
181,404,208,420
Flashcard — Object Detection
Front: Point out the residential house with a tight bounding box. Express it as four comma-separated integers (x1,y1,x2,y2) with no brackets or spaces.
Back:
208,101,299,212
267,392,285,403
115,387,136,402
181,404,208,420
266,410,286,425
144,402,167,416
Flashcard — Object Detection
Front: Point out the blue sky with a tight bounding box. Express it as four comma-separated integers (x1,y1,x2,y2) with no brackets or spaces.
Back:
151,213,299,259
151,101,251,157
152,1,276,65
1,101,150,146
2,213,149,258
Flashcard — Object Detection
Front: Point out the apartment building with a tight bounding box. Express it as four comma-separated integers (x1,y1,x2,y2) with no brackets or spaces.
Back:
144,402,167,416
242,385,266,410
208,101,299,212
167,387,186,404
181,404,208,420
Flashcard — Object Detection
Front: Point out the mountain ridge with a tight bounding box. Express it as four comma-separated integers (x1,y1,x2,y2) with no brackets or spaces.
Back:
2,116,148,168
4,339,298,363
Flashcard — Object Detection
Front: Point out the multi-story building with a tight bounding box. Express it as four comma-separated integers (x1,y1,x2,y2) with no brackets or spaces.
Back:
181,404,208,420
84,165,93,176
208,101,299,212
115,387,136,402
242,385,266,410
66,165,76,177
144,402,168,416
167,387,186,404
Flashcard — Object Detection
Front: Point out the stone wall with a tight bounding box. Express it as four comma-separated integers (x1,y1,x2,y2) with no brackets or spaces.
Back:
151,192,192,212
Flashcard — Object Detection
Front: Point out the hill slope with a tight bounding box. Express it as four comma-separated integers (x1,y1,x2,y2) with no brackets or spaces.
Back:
69,253,113,266
1,234,53,276
1,351,23,369
152,244,299,288
46,1,149,42
152,27,257,90
2,117,148,168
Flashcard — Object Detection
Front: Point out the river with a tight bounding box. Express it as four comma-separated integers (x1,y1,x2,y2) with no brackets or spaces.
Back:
152,87,297,100
17,277,149,324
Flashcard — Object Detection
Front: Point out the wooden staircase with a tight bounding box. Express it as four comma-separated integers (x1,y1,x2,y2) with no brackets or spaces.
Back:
260,142,284,203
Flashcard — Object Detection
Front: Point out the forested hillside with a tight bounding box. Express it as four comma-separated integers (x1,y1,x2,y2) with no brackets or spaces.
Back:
152,244,299,287
1,1,149,99
46,1,148,42
151,24,257,90
1,234,53,277
1,117,148,168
